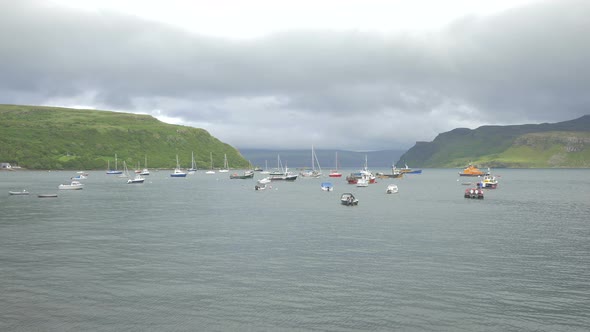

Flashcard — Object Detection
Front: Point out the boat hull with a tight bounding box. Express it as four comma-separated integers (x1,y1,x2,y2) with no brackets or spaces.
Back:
9,191,29,195
464,188,484,199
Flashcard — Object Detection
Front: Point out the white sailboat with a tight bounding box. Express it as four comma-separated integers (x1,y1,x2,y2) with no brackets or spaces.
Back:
206,152,215,174
219,154,229,173
140,155,150,176
260,160,270,174
300,145,322,177
126,161,145,184
170,155,187,177
188,151,197,174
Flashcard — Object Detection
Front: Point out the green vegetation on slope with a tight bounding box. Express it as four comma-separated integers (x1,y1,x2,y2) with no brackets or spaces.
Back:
397,116,590,168
0,104,249,170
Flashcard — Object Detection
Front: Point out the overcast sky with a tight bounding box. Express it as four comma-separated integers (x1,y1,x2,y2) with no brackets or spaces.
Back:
1,0,588,150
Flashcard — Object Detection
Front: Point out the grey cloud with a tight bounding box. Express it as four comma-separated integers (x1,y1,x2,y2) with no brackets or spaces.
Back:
0,0,588,150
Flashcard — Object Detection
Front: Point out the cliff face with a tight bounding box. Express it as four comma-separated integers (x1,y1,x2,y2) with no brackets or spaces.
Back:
397,115,590,168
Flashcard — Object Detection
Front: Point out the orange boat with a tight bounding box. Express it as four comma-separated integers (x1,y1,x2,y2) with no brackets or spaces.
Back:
459,164,486,177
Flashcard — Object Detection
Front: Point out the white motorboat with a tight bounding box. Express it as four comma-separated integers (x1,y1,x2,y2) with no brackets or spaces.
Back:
9,190,29,195
386,184,399,194
340,193,359,206
58,181,84,190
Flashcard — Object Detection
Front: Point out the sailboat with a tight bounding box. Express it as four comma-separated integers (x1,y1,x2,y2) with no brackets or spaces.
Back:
269,155,298,181
170,155,187,177
260,160,270,174
140,155,150,176
126,161,145,184
300,145,322,177
218,154,229,173
188,151,197,174
106,154,123,174
206,152,215,174
329,152,342,177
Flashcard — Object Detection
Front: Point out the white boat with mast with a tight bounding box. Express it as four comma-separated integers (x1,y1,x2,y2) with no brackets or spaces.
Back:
125,161,145,184
170,155,187,177
140,155,150,176
206,152,215,174
269,155,298,181
219,154,229,173
260,160,270,174
188,151,197,174
300,145,322,178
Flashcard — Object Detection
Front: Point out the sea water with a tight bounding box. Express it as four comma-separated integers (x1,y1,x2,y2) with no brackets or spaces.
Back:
1,169,589,331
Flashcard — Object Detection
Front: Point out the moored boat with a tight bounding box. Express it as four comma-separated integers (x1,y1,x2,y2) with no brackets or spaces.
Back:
346,155,376,184
478,174,498,189
386,184,399,194
399,164,422,174
340,193,359,206
459,163,486,177
38,194,58,198
106,154,123,174
321,182,334,191
170,155,187,177
230,170,255,179
9,190,29,195
464,188,484,199
58,181,84,190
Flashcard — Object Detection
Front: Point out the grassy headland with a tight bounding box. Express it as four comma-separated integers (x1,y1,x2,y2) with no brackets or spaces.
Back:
0,104,249,170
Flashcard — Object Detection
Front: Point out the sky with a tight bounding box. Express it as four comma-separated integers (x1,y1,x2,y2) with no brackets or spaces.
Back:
1,0,588,150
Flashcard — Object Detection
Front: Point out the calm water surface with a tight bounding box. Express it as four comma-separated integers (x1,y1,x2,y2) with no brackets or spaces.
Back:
1,169,589,331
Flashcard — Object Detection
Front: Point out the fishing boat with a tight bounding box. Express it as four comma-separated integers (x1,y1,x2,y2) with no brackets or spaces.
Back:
398,164,422,174
170,155,187,177
376,165,403,179
340,193,359,206
478,173,498,189
321,182,334,191
329,152,342,177
9,190,29,195
106,154,123,174
230,170,255,179
346,155,375,184
459,163,486,177
386,184,399,194
58,181,84,190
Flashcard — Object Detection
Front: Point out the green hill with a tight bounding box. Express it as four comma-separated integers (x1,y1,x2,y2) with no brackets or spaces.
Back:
397,115,590,168
0,104,249,170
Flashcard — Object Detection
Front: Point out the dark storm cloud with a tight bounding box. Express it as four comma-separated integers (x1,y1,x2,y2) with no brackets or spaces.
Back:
0,0,588,150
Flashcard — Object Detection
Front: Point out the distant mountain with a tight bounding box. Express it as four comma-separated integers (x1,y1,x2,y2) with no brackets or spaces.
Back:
238,149,406,169
0,104,249,170
397,115,590,168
